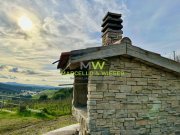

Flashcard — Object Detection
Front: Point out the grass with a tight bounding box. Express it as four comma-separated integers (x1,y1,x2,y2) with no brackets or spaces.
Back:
0,110,77,135
0,110,41,134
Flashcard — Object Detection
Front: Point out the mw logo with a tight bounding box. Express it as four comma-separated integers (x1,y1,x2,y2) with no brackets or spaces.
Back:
80,61,105,70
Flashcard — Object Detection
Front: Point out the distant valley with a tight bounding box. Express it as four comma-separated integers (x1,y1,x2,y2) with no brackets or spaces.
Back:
0,82,60,95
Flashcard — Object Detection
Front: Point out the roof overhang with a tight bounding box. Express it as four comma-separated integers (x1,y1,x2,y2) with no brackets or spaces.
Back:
57,43,180,76
57,52,70,69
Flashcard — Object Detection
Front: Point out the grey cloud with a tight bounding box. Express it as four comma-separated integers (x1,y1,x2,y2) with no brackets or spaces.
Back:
0,65,39,75
22,70,38,75
10,68,39,75
0,74,17,80
9,67,19,73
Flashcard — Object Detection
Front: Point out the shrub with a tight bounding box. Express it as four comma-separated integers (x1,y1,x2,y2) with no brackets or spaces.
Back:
42,108,49,114
35,112,47,118
19,105,27,112
52,93,65,100
18,106,32,117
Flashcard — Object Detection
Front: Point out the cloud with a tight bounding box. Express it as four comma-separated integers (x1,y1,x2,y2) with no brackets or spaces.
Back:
0,65,39,75
0,74,17,80
9,67,38,75
9,67,19,73
0,75,9,79
0,0,179,86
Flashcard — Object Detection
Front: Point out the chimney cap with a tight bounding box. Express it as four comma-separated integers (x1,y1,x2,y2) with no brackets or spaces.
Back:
101,23,123,32
101,16,123,27
102,12,122,21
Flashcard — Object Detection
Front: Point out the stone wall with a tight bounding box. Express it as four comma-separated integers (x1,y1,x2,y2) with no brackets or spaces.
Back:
73,76,88,135
73,76,88,107
72,106,88,135
87,56,180,135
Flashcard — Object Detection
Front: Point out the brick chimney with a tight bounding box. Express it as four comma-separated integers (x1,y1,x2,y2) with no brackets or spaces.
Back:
102,12,123,46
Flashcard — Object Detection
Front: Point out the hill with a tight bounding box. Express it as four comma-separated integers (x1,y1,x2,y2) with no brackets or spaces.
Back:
0,82,59,94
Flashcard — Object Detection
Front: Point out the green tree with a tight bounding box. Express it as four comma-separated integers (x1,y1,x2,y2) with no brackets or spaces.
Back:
39,94,48,101
52,93,65,100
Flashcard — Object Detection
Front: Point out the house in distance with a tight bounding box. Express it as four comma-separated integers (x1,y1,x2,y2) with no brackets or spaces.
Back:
57,12,180,135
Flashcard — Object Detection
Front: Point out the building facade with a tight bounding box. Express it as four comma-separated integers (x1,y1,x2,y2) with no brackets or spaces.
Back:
57,12,180,135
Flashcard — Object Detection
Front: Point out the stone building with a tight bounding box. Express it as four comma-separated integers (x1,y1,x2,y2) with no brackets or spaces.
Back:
57,12,180,135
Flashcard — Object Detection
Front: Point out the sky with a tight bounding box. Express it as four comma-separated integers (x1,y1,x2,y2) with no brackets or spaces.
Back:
0,0,180,86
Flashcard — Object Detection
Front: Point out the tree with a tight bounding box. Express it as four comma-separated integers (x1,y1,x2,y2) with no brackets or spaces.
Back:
39,94,48,101
52,93,65,100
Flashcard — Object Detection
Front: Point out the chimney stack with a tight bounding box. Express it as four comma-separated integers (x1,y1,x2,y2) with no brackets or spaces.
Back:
102,12,123,46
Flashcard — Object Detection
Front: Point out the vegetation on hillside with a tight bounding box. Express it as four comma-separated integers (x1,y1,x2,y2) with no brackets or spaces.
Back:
0,87,76,135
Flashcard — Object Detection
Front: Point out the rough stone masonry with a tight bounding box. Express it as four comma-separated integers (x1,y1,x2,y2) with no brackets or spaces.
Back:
87,56,180,135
